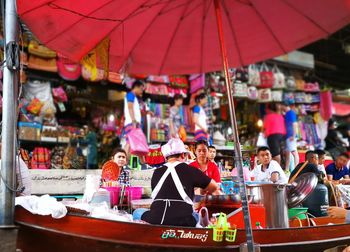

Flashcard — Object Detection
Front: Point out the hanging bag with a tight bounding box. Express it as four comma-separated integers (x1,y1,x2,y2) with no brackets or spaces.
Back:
272,65,285,89
248,64,261,86
129,128,149,156
259,63,274,88
189,74,205,94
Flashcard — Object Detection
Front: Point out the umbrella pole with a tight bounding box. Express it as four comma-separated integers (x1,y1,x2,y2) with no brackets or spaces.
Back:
0,0,19,228
213,0,255,251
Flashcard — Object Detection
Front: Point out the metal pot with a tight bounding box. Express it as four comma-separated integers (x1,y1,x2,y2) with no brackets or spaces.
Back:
246,183,289,228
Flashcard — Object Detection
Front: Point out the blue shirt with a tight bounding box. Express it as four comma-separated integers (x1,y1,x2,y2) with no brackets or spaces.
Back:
126,91,136,103
326,163,350,180
193,105,200,113
285,110,297,138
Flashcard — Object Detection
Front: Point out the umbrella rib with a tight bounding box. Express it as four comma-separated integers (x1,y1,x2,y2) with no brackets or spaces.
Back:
249,0,287,54
42,0,116,45
280,0,330,35
117,1,171,73
221,0,244,66
200,0,213,73
158,0,193,74
19,0,56,15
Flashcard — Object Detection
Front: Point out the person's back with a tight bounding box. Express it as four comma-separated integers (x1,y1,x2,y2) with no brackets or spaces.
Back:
290,162,320,179
264,113,286,137
142,162,210,226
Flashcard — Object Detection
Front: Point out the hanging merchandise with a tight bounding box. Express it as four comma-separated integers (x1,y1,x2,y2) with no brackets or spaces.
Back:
28,55,58,72
234,67,249,83
56,54,82,81
26,98,43,115
295,78,305,91
28,40,57,58
271,90,283,102
31,147,51,169
23,80,56,116
52,86,68,103
108,72,124,84
189,74,205,94
320,90,333,121
169,75,189,89
272,65,285,89
146,75,170,84
283,92,295,104
285,75,296,90
248,64,261,86
144,83,169,96
259,63,274,88
81,38,110,82
294,92,305,103
51,146,65,169
304,82,320,92
257,88,272,103
247,86,258,100
232,83,248,98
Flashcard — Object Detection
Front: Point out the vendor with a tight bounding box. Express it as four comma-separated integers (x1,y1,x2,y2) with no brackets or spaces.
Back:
251,146,287,183
111,148,130,186
208,145,217,164
189,140,221,183
193,93,208,141
326,152,350,183
134,138,219,227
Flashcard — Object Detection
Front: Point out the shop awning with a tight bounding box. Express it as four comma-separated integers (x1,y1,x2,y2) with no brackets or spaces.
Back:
333,102,350,116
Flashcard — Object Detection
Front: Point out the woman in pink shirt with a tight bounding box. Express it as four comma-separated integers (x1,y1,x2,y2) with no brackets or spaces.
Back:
263,103,286,165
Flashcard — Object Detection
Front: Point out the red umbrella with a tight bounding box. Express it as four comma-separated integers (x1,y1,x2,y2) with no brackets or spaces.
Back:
18,0,350,75
16,1,350,250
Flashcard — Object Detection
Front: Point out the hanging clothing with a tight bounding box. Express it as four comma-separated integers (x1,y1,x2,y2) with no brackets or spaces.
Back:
141,162,211,227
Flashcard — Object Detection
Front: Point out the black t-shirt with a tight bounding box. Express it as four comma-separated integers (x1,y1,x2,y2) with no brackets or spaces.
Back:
325,129,342,150
141,162,211,227
290,162,321,179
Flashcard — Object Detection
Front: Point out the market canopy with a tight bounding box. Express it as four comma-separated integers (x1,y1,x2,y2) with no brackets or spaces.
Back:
333,102,350,116
17,0,350,75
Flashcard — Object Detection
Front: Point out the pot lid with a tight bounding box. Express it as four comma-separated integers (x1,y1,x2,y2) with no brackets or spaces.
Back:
287,172,318,208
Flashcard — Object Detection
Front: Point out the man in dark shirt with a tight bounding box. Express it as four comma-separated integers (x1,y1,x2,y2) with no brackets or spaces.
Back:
326,152,350,183
289,150,321,181
134,138,219,227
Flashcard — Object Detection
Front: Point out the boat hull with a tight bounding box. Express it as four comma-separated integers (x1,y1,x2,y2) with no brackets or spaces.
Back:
15,207,350,252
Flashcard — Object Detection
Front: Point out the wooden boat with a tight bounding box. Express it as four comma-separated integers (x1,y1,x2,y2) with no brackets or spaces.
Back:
15,207,350,252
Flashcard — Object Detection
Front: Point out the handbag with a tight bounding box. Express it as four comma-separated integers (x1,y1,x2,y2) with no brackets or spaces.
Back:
272,65,285,89
248,64,260,86
52,86,68,103
232,83,248,97
247,86,258,100
259,63,274,88
234,67,248,83
285,75,296,90
257,88,272,103
178,125,187,142
128,128,149,156
271,90,283,102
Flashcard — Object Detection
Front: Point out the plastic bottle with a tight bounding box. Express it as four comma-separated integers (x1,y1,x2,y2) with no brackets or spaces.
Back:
256,221,263,229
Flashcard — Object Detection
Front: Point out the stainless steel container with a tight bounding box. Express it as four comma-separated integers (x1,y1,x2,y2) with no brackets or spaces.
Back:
246,183,289,228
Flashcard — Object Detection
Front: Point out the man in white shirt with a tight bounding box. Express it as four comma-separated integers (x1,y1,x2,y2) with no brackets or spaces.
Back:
251,146,288,183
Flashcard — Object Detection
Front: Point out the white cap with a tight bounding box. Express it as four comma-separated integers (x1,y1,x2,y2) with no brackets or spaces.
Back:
161,138,188,158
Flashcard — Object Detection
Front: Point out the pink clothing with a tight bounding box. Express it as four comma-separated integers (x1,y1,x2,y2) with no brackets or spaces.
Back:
231,167,251,181
264,113,286,137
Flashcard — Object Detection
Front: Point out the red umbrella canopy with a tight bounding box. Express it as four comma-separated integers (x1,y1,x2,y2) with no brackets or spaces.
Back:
18,0,350,75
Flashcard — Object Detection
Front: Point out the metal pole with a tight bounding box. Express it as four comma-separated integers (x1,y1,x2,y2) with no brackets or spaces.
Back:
0,0,19,226
213,0,255,251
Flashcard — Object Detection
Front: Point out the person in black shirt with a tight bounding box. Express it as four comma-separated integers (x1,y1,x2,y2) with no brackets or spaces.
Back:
134,138,219,227
289,150,321,181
